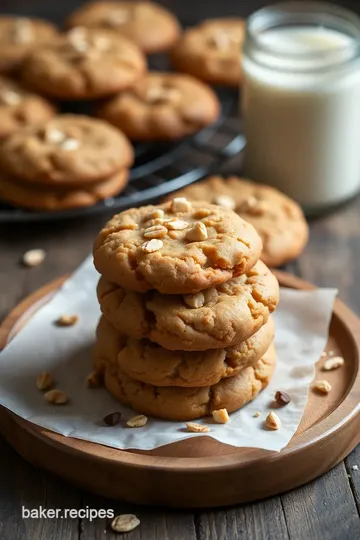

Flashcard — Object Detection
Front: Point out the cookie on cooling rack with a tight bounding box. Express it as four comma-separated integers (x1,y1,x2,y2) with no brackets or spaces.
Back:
98,72,220,141
21,27,146,100
0,16,58,73
66,1,181,54
171,18,245,86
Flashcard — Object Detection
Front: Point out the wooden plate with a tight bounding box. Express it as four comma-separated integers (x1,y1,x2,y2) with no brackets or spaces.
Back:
0,272,359,508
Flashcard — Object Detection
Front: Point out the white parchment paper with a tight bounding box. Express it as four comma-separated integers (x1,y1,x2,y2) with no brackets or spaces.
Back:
0,256,337,452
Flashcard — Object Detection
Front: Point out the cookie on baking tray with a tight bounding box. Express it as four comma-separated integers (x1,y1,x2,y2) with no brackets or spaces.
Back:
93,200,263,294
100,342,276,421
21,27,146,100
171,18,245,86
0,16,58,73
0,114,133,187
167,176,309,267
98,71,220,141
0,76,56,140
66,1,181,54
94,314,275,387
96,259,279,350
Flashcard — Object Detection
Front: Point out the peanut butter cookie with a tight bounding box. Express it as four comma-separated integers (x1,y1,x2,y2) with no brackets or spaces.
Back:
0,16,58,72
0,76,56,140
22,27,146,100
167,176,309,267
171,18,245,86
0,169,128,211
98,72,220,141
94,315,274,387
97,260,279,350
93,200,262,294
101,343,276,421
0,114,133,187
66,1,181,54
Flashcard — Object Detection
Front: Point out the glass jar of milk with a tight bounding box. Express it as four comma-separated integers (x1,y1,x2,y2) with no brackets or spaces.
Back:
242,2,360,213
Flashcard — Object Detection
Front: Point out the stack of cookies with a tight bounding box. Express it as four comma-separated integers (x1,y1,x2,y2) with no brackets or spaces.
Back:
0,114,133,211
92,197,280,422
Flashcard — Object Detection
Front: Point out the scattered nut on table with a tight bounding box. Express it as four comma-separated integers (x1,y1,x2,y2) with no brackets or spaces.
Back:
22,249,46,267
253,411,261,418
323,356,344,371
313,380,332,394
127,415,148,428
44,389,68,404
265,411,281,430
275,391,291,406
55,315,79,327
111,514,140,533
186,422,210,433
36,371,53,391
212,408,230,424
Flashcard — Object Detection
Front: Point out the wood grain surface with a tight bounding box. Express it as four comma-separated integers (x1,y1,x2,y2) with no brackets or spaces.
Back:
0,0,360,539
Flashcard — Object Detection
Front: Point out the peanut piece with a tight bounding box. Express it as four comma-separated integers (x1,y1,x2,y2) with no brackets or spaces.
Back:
143,225,168,239
183,292,205,309
141,239,163,253
186,422,210,433
313,380,332,394
171,197,192,213
265,411,281,430
165,219,189,230
212,408,230,424
36,371,53,391
323,356,344,371
44,389,68,405
22,249,45,267
186,222,208,241
111,514,140,533
55,315,79,327
127,415,148,428
214,195,236,210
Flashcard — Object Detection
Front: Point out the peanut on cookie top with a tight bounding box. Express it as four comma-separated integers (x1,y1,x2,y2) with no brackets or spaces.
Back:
93,199,262,294
21,28,146,99
66,1,181,54
0,114,134,186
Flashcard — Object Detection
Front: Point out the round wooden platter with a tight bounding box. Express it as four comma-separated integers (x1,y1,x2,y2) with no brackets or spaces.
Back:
0,272,359,508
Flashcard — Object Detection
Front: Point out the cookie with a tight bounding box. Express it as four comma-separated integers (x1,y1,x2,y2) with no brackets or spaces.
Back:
95,314,274,387
0,114,133,187
0,169,128,211
171,18,245,87
93,200,263,294
98,72,220,141
97,259,279,350
0,76,56,140
0,17,58,73
101,343,276,420
66,1,181,54
21,27,146,100
167,176,309,267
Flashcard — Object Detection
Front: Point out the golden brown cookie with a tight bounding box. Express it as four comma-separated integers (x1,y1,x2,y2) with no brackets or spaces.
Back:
0,114,133,187
0,76,56,140
21,27,146,100
0,16,58,73
97,260,279,350
94,314,275,387
93,200,263,294
0,169,128,211
66,1,181,54
101,343,276,420
98,72,220,141
167,176,309,267
171,18,245,86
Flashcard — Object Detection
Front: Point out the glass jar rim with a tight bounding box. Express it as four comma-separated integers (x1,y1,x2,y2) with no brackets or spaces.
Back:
245,1,360,66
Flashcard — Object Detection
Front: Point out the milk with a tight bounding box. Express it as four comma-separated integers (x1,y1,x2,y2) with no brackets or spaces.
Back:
242,25,360,210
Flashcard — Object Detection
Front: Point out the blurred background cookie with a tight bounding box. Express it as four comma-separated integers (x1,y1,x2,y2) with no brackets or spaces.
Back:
166,176,309,267
0,76,56,140
21,27,147,100
0,16,58,73
98,72,220,140
66,1,181,54
171,18,245,86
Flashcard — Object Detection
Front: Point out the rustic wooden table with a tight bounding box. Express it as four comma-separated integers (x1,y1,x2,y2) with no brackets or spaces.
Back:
0,1,360,539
